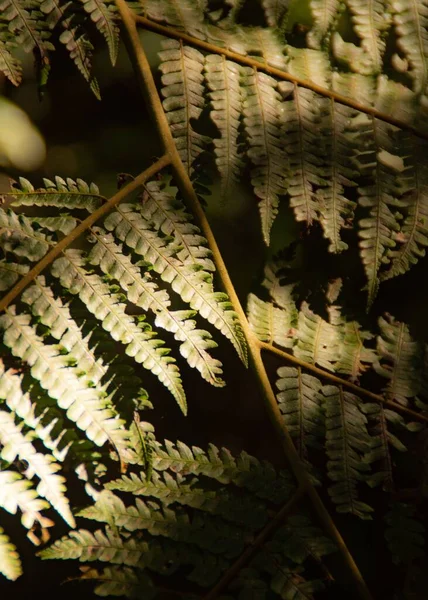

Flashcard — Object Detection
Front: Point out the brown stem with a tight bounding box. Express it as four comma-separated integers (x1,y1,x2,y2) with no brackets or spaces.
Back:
115,2,374,599
0,155,170,312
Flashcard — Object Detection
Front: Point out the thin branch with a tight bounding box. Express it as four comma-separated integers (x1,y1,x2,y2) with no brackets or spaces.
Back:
203,486,306,600
115,2,374,599
134,15,428,143
260,341,428,423
0,155,170,313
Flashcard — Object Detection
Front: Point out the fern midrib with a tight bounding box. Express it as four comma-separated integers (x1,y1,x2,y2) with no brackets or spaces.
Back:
349,322,363,380
144,187,202,266
267,300,274,345
0,41,20,83
389,145,421,275
170,0,186,29
9,0,48,58
378,406,394,491
6,189,105,205
222,55,234,193
179,39,193,176
367,0,381,73
387,320,405,402
294,85,313,224
338,387,356,513
409,0,428,91
312,313,323,366
330,97,339,251
366,118,382,305
297,366,304,459
92,0,117,57
254,68,274,237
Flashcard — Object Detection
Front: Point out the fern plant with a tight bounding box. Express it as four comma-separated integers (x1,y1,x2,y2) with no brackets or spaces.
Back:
1,0,428,599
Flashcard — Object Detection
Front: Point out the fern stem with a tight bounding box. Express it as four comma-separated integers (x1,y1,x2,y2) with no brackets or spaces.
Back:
202,485,306,600
259,340,428,424
0,155,170,313
133,15,428,143
115,3,374,598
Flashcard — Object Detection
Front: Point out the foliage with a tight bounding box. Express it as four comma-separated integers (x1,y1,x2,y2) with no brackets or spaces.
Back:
0,0,428,599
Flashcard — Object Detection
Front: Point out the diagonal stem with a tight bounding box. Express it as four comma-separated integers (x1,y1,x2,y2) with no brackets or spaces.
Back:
115,2,374,599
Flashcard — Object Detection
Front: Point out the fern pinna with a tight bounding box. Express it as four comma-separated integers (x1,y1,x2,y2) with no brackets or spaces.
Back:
1,1,428,599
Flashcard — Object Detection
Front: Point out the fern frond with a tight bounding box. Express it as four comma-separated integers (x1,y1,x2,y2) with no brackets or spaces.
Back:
241,68,288,243
59,19,100,99
29,215,77,235
277,82,325,229
362,403,414,491
346,0,391,74
78,489,246,557
104,204,247,364
205,55,244,195
0,361,84,464
2,176,104,211
276,514,337,563
0,208,51,262
0,0,54,73
317,100,359,253
335,320,376,380
0,409,75,527
262,259,297,310
51,250,187,413
0,469,49,529
391,0,428,93
247,293,295,348
374,314,424,405
0,20,22,85
80,0,119,65
0,260,29,292
159,39,209,177
75,565,153,598
21,276,107,385
39,0,100,97
141,180,215,271
308,0,343,49
0,526,21,580
143,0,207,38
121,439,294,503
357,123,403,306
321,385,373,519
332,32,375,75
276,366,324,462
107,469,269,528
261,0,289,29
87,228,225,387
286,47,332,87
294,302,340,371
381,135,428,281
0,306,129,451
38,527,144,563
384,502,425,565
243,27,288,69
